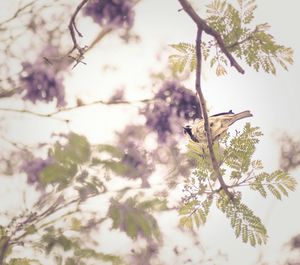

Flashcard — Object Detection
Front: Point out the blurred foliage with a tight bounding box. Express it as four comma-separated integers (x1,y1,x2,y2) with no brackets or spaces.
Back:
0,132,171,264
0,0,297,264
41,133,91,189
40,226,124,265
108,197,166,240
280,134,300,172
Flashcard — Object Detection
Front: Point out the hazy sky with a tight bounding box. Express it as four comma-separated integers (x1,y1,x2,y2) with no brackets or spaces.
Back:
1,0,300,264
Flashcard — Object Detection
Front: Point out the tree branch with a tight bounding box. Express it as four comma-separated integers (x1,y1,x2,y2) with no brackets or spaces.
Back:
68,0,89,63
48,98,152,115
0,98,151,121
0,108,70,123
86,28,113,53
178,0,245,74
179,0,233,199
0,0,36,28
196,28,232,199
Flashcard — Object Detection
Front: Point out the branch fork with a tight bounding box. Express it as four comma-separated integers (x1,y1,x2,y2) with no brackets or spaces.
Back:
178,0,245,199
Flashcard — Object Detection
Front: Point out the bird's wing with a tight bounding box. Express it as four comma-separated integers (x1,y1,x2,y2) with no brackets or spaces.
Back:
210,110,252,139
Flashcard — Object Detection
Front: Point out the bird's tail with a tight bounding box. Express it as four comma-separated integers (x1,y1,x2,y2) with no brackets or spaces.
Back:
230,110,252,125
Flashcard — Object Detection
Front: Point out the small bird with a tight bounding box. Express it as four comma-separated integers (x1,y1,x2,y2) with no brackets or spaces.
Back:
184,110,252,143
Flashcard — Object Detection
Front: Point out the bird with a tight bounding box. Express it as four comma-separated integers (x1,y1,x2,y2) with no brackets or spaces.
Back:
183,110,252,143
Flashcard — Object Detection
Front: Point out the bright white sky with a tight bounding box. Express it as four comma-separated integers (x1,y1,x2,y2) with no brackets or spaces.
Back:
1,0,300,264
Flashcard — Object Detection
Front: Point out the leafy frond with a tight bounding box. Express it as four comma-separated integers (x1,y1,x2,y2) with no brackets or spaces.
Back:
217,194,267,246
179,197,213,230
238,26,294,74
206,0,227,17
205,0,293,75
169,43,196,73
250,170,297,199
184,122,296,245
223,123,263,175
237,0,257,24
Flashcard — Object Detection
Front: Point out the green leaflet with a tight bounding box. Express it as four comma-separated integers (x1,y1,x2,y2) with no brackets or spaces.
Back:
179,197,213,230
169,43,197,73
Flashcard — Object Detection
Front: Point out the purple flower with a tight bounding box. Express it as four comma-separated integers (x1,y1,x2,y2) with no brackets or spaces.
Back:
117,125,154,187
109,88,125,101
142,81,201,142
122,144,154,188
144,103,174,142
130,241,159,265
84,0,135,29
20,62,66,107
21,158,53,188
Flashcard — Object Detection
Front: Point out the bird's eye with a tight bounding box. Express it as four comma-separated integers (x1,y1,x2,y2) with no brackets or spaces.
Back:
210,122,214,127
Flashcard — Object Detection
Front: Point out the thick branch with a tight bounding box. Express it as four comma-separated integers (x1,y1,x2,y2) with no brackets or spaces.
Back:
194,28,232,199
179,0,233,198
178,0,245,74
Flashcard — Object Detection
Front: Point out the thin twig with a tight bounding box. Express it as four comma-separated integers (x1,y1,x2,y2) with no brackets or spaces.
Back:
226,32,256,50
178,0,245,74
68,0,89,59
0,108,70,123
85,27,113,53
49,98,152,115
0,98,151,122
0,0,36,28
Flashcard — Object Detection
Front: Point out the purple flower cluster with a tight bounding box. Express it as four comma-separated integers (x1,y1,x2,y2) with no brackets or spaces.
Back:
109,88,125,101
21,157,52,188
130,241,158,265
20,62,66,107
83,0,135,29
117,125,154,187
142,81,201,142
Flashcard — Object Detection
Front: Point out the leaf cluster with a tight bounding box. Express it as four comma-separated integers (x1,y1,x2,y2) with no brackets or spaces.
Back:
40,226,124,265
217,193,267,246
169,0,293,75
180,124,297,246
41,133,91,189
108,196,167,241
250,170,297,199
